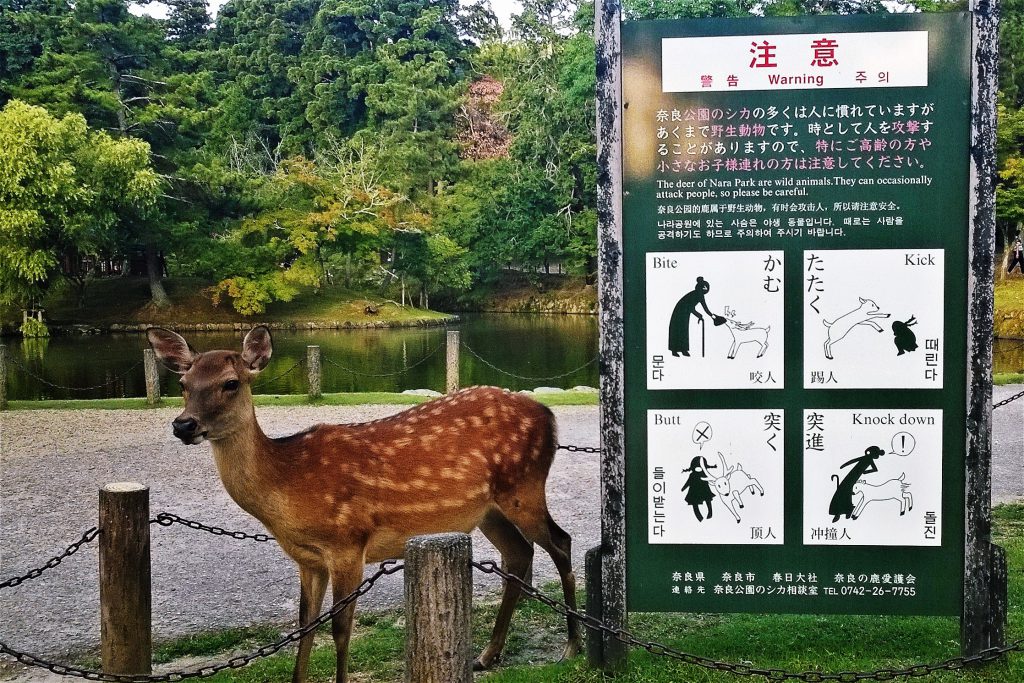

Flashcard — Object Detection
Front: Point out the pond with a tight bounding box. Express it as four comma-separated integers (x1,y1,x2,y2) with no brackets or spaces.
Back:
2,313,600,401
4,317,1021,401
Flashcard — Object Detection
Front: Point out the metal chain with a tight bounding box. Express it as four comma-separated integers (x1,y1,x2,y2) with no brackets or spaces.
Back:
0,513,271,591
0,527,99,590
322,341,446,378
251,359,306,389
557,443,601,454
0,561,404,682
472,560,1024,681
993,388,1024,410
460,341,598,382
152,513,274,543
7,357,144,393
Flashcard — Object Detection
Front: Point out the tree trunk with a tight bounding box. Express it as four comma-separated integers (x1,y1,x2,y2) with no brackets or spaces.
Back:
145,244,171,308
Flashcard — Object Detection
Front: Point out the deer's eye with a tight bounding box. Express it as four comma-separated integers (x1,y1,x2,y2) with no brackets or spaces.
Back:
223,379,240,392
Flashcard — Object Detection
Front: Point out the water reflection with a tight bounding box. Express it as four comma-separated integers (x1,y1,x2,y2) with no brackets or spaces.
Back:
2,314,600,400
6,319,1019,401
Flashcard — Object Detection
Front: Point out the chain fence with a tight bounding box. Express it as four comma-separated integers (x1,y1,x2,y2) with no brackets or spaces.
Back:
250,359,306,390
7,357,144,393
472,560,1024,682
460,340,599,382
322,340,447,378
2,515,1023,682
0,560,403,683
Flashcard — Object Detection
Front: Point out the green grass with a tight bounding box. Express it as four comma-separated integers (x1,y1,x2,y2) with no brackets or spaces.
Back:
78,504,1024,683
996,280,1024,313
23,277,451,329
996,372,1024,385
153,625,283,665
3,391,600,411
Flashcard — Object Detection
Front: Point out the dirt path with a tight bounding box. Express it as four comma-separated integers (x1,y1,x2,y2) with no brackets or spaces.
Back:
1,390,1021,669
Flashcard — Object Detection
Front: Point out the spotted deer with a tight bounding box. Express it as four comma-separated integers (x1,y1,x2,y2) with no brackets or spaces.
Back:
147,326,581,683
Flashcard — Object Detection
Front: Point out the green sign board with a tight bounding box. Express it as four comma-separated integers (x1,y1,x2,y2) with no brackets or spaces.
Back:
622,13,971,616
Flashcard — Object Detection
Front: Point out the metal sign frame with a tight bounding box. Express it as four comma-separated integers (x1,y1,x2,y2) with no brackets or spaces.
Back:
595,0,1003,666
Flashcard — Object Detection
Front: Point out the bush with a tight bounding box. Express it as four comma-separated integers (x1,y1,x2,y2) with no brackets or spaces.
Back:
19,317,50,338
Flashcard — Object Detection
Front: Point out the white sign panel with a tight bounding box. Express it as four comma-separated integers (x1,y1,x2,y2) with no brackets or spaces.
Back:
803,409,942,547
803,249,944,389
646,250,784,390
649,409,784,545
662,31,929,93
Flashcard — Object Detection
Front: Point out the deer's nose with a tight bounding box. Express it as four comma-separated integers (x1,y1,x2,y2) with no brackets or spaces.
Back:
172,417,198,437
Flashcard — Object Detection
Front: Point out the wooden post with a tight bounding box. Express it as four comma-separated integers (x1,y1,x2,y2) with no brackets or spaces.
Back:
404,533,472,683
963,0,1005,654
595,0,628,669
99,482,151,675
307,345,321,400
0,344,7,411
446,331,459,394
584,545,604,667
143,349,160,405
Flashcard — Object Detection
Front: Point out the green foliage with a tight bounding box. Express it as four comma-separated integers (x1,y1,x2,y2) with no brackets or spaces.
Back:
19,316,49,337
0,100,159,306
3,0,1024,318
997,99,1024,248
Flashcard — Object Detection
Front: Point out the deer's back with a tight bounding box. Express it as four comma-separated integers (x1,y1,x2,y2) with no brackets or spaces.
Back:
266,387,556,553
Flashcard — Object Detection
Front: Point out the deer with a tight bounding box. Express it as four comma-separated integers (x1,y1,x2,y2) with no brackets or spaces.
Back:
147,326,581,683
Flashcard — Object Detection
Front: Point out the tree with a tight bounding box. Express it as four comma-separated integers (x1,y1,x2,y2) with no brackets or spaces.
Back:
0,100,160,307
210,147,408,314
295,0,470,193
1002,0,1024,107
166,0,211,48
210,0,316,154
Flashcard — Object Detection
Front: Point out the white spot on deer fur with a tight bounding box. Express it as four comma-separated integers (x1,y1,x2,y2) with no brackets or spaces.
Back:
440,468,466,481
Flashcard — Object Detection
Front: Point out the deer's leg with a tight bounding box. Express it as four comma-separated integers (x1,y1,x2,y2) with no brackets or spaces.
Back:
293,564,329,683
476,508,534,670
328,556,364,683
499,496,582,662
539,512,582,660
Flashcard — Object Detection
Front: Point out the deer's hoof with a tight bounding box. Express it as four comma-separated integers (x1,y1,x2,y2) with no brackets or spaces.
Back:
473,655,498,671
560,638,583,662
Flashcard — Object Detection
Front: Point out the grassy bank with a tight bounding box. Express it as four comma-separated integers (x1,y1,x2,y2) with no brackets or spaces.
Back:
41,504,1020,683
3,391,600,411
4,277,451,331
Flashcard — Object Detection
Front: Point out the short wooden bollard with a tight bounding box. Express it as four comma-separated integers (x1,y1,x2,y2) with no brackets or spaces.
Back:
0,344,7,410
143,349,160,405
446,331,460,394
307,345,321,400
404,533,472,683
99,483,152,675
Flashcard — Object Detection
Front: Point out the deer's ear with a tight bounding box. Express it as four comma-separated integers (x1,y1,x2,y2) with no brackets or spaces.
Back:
147,327,197,374
241,326,273,372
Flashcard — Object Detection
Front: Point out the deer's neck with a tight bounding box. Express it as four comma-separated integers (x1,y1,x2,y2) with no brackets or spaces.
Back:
208,412,278,521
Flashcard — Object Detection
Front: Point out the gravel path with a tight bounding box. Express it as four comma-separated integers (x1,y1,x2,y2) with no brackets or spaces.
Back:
1,390,1021,667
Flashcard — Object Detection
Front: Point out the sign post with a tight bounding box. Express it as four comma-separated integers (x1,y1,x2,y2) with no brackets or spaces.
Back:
596,6,1004,666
